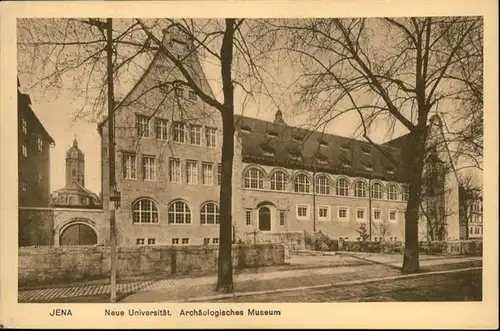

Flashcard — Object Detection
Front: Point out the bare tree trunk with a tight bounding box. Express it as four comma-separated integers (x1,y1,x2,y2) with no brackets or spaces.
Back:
402,126,427,274
216,18,236,293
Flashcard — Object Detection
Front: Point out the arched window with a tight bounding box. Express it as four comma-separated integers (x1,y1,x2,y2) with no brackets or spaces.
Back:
200,202,220,224
354,181,367,198
244,168,264,189
315,175,330,195
402,185,409,201
270,171,288,191
387,184,399,201
371,182,383,199
168,200,191,224
336,178,349,196
133,198,159,224
294,174,311,193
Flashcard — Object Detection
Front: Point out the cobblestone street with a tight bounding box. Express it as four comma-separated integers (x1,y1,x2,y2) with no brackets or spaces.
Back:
209,268,482,302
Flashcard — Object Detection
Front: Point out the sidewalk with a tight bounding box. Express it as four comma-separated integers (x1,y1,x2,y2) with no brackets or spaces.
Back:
18,254,482,303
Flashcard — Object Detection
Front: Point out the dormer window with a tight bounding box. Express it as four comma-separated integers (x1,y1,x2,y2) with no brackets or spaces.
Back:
241,125,252,132
361,147,371,155
293,135,304,142
318,139,328,147
289,149,302,161
260,143,275,157
267,130,279,138
316,152,328,164
340,144,350,151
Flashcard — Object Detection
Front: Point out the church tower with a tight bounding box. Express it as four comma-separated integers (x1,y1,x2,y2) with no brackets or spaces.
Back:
66,137,85,187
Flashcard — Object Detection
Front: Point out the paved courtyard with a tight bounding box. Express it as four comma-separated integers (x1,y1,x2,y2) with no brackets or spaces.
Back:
18,253,482,303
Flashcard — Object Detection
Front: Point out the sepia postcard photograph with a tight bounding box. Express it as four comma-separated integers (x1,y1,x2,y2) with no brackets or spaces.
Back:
0,0,498,329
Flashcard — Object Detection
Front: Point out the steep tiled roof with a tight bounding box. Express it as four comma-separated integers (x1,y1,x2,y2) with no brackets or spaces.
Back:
234,115,408,182
17,87,55,145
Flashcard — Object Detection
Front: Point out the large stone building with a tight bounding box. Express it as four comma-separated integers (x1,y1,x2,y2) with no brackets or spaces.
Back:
97,28,461,247
18,78,55,208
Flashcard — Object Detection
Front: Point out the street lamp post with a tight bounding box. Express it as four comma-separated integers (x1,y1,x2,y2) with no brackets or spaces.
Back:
368,176,372,242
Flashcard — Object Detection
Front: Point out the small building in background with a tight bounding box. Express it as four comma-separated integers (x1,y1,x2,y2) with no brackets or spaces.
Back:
50,138,101,209
459,186,483,240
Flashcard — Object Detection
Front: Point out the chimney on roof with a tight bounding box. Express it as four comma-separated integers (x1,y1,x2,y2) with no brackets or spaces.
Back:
274,110,286,125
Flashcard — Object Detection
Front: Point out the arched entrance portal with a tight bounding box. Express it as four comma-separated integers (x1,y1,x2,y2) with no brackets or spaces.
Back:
60,223,97,246
258,206,271,231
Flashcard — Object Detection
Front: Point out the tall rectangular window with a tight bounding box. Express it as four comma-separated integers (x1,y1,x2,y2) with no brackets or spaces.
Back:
142,156,156,181
136,238,145,245
21,144,27,158
123,153,137,179
202,163,214,186
172,238,179,245
37,137,43,152
169,158,181,183
136,115,150,138
356,208,366,221
172,122,186,143
21,118,27,135
190,125,202,145
186,161,198,185
217,163,222,185
188,90,197,100
181,238,189,245
147,238,156,245
245,209,252,226
206,127,216,148
155,118,168,140
279,210,286,226
21,180,27,192
389,210,397,222
373,209,382,222
175,87,184,98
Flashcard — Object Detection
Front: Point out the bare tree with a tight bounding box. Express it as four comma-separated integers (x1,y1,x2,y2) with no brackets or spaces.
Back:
18,18,277,293
263,17,483,273
373,219,392,241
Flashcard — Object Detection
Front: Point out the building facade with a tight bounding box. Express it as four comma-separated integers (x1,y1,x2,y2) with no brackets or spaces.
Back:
18,78,55,208
459,186,483,240
97,29,461,247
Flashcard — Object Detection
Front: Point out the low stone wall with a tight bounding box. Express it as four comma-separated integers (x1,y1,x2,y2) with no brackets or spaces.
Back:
18,244,285,287
238,231,305,257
